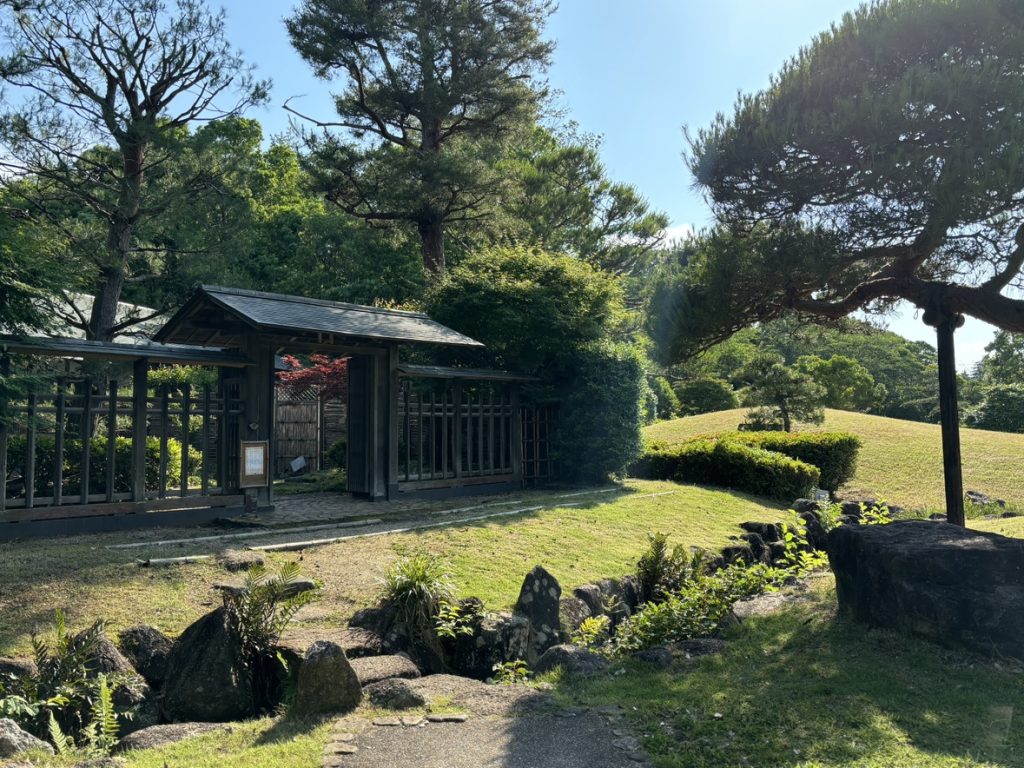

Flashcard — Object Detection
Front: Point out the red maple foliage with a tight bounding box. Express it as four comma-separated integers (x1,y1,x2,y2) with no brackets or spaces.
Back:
277,354,349,401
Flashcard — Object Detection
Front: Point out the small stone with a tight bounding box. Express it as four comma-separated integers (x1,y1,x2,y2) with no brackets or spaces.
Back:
425,712,469,723
400,716,424,727
323,742,358,755
372,717,402,727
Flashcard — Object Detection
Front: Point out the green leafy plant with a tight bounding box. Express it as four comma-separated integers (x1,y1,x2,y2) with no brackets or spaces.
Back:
491,659,530,685
572,615,611,650
860,501,893,526
380,555,456,634
434,600,479,640
779,521,828,577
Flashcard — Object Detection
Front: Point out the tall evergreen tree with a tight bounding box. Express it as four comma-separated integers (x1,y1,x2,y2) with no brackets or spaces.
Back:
286,0,554,276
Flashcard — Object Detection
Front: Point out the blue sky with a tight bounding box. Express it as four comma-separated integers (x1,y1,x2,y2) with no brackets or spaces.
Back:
220,0,995,369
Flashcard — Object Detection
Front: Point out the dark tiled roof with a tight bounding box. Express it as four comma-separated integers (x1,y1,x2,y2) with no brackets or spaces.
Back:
161,286,483,348
0,335,251,366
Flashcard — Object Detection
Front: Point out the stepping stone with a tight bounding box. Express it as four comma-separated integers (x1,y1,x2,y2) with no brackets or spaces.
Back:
323,742,358,755
425,712,469,723
372,717,402,727
400,715,424,727
349,654,421,686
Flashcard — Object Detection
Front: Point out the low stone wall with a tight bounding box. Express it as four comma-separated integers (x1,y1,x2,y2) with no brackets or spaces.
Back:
828,520,1024,660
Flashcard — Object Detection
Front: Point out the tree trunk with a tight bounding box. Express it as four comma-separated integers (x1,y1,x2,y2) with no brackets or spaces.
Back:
418,218,446,275
781,405,792,432
88,141,145,341
935,315,966,526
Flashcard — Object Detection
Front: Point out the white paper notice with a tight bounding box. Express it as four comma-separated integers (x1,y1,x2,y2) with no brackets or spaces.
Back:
245,445,264,476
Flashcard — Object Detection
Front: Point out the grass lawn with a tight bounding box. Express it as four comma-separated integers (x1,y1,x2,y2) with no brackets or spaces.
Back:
553,577,1024,768
645,408,1024,513
0,479,780,656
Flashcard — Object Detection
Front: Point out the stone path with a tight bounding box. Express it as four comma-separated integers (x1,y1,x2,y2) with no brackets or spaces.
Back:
322,675,650,768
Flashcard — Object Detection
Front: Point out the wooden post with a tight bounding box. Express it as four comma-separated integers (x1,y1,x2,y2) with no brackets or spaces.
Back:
0,355,8,514
453,381,463,480
935,314,966,526
201,384,211,495
131,360,148,502
24,390,36,509
510,388,523,485
158,384,169,499
54,380,65,506
80,380,93,504
105,380,117,502
180,384,191,498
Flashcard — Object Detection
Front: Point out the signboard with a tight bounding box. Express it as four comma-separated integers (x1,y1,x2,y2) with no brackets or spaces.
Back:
239,441,270,488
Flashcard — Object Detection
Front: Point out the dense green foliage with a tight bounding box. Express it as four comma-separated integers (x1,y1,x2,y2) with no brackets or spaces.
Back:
635,439,819,501
728,431,861,493
964,384,1024,434
739,353,825,432
648,376,681,420
795,354,883,412
427,246,645,481
5,435,201,497
674,377,738,416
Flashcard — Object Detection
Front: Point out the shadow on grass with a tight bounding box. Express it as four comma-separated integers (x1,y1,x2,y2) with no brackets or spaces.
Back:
253,712,332,746
554,583,1024,768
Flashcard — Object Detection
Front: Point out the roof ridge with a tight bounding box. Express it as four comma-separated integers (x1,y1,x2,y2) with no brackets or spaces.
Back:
200,285,430,319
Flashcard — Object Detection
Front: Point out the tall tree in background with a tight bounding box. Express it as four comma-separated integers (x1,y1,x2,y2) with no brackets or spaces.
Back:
0,0,268,340
657,0,1024,524
286,0,554,275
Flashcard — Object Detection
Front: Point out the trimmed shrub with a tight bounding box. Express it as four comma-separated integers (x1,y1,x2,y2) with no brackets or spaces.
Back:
649,376,681,420
634,438,819,501
675,377,738,415
728,431,861,493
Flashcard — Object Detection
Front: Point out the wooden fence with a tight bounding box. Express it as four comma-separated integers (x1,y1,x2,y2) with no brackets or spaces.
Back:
273,388,347,476
0,374,243,523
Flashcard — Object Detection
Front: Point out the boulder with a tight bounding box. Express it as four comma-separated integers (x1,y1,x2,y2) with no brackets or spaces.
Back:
768,540,788,566
74,629,136,676
829,520,1024,660
631,646,673,668
559,596,592,636
598,576,641,613
720,543,754,565
290,640,362,717
514,566,562,665
966,490,1006,509
278,626,384,660
739,521,782,543
216,549,266,573
791,498,821,514
739,532,771,564
533,644,609,675
572,584,604,617
116,722,229,753
798,511,829,551
839,501,864,518
349,654,421,686
213,578,316,599
118,626,173,689
363,678,426,710
160,607,255,723
445,612,529,680
0,658,36,680
0,718,53,758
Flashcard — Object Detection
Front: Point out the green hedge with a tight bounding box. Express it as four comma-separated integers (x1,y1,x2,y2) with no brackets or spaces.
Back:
5,435,201,497
634,438,819,501
726,431,860,492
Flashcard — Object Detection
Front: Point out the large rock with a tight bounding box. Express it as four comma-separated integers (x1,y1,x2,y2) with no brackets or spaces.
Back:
445,612,529,680
559,596,592,636
572,585,604,617
116,723,229,753
349,654,420,686
160,607,254,723
73,629,155,733
73,629,135,676
278,626,384,660
514,566,562,665
0,658,36,681
363,678,426,710
0,718,53,758
739,521,782,543
290,640,361,717
828,520,1024,660
798,510,829,551
118,626,173,689
533,644,609,675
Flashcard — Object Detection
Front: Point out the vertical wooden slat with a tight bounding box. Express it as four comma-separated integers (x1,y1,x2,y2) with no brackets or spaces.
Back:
158,384,169,499
477,388,484,475
217,376,229,491
488,390,495,474
465,389,473,474
80,381,93,504
180,384,191,497
0,355,8,513
24,390,37,509
453,382,463,479
429,391,437,479
105,380,117,502
417,392,424,480
54,381,65,506
441,386,449,478
201,385,211,495
511,388,523,485
131,360,148,502
403,383,411,481
499,391,506,472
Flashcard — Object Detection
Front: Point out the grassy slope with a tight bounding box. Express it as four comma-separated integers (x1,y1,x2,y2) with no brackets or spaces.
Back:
0,479,780,655
645,408,1024,512
556,578,1024,768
